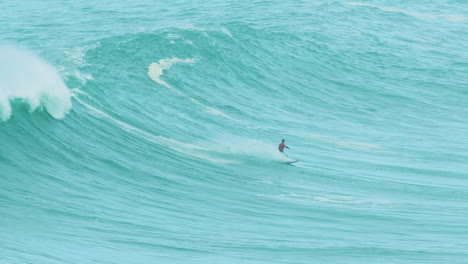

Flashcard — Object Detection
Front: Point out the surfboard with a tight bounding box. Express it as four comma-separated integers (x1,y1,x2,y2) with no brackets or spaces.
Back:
285,160,299,164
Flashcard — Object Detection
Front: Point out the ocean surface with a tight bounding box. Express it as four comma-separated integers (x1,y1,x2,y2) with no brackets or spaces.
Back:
1,1,467,263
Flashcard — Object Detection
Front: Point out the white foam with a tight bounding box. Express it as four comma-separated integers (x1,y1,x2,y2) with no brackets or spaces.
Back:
310,2,325,6
72,70,94,85
0,45,72,121
180,24,209,31
73,92,234,164
220,28,233,38
148,58,196,89
148,58,228,118
210,137,297,162
166,34,181,39
0,95,12,121
180,24,235,37
441,15,467,22
64,46,89,67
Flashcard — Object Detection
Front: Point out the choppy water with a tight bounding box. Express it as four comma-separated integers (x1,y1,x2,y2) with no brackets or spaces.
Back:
1,1,467,263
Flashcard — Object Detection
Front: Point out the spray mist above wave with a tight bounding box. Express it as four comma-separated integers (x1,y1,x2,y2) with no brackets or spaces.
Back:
0,46,72,121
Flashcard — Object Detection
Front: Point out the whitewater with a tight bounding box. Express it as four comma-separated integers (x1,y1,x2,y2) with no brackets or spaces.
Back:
1,0,467,263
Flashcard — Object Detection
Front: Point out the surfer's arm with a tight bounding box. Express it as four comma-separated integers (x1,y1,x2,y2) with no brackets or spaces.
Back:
286,145,290,149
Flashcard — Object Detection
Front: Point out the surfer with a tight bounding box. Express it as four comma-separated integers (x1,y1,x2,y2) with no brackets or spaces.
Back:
278,139,290,153
279,139,298,163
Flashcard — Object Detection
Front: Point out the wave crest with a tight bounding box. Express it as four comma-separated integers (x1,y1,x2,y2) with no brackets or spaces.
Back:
0,46,72,121
148,57,228,117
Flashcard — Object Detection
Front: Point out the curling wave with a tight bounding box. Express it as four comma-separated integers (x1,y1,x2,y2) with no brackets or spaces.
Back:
0,45,72,121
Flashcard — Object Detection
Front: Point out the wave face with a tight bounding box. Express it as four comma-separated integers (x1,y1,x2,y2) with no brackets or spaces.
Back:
1,1,467,263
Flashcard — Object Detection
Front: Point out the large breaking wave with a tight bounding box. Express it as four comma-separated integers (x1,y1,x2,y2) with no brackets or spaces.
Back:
0,46,72,121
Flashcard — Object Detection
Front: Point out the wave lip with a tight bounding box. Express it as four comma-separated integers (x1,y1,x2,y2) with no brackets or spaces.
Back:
148,57,196,88
0,45,72,121
148,57,228,117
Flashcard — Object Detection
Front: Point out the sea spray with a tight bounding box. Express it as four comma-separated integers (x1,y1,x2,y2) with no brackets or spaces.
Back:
0,45,72,121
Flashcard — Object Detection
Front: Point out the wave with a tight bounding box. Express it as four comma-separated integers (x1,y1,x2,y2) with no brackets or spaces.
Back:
73,91,235,164
148,57,196,88
2,5,468,263
148,57,228,117
258,193,394,208
0,45,72,121
304,133,382,150
208,137,297,163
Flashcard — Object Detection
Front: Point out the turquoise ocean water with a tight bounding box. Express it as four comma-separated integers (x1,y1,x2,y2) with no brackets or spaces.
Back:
1,1,467,263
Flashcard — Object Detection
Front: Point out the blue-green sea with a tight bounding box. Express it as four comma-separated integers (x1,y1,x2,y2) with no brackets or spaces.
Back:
1,1,467,263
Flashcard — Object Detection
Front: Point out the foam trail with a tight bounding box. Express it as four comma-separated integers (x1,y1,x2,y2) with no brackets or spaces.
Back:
73,93,234,164
0,45,72,121
210,137,297,163
148,58,228,117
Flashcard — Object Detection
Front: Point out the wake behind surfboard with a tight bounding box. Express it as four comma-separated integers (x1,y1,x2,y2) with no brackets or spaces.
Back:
280,152,298,164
